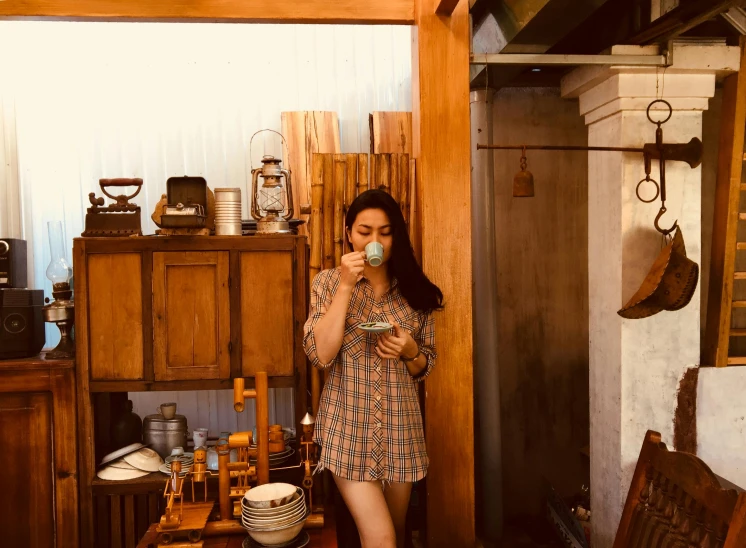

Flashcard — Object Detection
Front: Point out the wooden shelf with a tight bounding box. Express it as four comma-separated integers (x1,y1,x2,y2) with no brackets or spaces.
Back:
0,352,74,371
90,376,295,393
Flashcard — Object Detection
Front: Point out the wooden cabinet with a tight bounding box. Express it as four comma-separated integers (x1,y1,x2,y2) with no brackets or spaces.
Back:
153,251,230,381
0,356,78,548
73,235,308,547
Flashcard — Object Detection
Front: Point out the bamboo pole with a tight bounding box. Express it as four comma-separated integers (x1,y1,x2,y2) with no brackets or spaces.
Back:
357,153,369,196
410,158,421,263
390,153,400,202
400,153,410,226
370,154,379,192
333,155,345,266
344,155,358,251
310,154,324,287
379,154,390,193
322,154,335,270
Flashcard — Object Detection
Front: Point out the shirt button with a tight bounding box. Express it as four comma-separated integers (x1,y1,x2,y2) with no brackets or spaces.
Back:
376,395,381,401
377,422,382,429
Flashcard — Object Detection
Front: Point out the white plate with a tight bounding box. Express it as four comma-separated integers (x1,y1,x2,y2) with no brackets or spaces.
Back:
159,462,192,476
97,465,151,481
165,452,194,464
359,321,393,334
100,443,147,466
123,447,163,472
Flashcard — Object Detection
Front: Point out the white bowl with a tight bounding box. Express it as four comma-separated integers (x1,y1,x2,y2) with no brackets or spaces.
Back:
243,495,304,518
241,487,306,516
243,505,306,529
107,458,139,470
244,512,307,546
123,447,163,472
97,465,151,481
243,483,297,509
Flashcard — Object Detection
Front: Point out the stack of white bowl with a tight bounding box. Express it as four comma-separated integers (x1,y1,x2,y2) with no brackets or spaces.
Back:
214,187,242,236
97,445,163,480
241,483,308,546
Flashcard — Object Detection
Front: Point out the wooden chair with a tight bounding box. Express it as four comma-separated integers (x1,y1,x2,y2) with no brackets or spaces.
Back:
613,430,746,548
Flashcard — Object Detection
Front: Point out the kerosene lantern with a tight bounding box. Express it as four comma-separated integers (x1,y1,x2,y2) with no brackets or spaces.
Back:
250,154,295,234
43,221,75,359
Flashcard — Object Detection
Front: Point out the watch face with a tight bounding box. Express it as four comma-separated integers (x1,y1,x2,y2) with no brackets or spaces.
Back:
4,313,26,334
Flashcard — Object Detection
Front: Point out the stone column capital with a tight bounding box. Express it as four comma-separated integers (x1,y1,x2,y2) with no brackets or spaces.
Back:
560,43,739,125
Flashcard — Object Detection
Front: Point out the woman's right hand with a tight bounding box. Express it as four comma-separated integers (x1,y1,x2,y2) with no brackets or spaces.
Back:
340,251,366,289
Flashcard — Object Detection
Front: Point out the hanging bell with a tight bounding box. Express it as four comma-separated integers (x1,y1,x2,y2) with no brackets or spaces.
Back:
513,148,534,198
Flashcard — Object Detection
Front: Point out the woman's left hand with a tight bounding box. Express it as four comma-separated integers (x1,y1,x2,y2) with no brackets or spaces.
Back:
375,324,418,360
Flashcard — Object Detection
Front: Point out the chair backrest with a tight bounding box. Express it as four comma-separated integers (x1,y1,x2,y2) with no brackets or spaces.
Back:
613,430,746,548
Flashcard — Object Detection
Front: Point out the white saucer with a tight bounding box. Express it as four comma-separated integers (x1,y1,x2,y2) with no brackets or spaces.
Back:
359,321,393,334
100,442,147,466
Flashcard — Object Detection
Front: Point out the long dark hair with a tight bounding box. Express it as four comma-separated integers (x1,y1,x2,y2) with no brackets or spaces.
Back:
345,189,443,313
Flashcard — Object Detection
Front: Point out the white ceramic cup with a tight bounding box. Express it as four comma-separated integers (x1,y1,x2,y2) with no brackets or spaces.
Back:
158,402,177,419
365,241,384,267
193,428,209,449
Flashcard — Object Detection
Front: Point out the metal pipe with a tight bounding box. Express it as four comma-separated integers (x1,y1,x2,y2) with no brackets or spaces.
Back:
470,52,668,66
470,89,503,543
477,143,644,153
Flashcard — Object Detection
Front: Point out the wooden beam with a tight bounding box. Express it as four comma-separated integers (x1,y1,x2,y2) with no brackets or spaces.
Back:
630,0,742,44
436,0,460,15
704,37,746,368
413,0,475,546
0,0,414,24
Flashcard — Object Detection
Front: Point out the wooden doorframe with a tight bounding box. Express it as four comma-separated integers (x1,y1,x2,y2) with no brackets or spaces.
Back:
1,1,475,545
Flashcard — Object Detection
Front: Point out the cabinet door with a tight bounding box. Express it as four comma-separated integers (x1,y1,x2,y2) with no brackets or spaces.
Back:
153,251,230,381
88,253,144,380
241,251,294,376
0,392,54,548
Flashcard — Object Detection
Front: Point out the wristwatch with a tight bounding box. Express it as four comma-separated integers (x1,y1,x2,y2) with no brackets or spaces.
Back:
401,348,421,362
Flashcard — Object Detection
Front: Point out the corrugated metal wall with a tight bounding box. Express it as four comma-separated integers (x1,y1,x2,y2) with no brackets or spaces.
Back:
0,20,412,436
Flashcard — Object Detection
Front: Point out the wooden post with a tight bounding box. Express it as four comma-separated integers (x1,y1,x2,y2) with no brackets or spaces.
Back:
357,153,369,196
310,154,324,287
704,37,746,368
390,153,401,202
255,372,270,485
413,0,474,545
399,154,410,226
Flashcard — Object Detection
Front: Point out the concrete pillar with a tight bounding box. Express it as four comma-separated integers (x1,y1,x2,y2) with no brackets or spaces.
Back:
561,44,739,548
470,88,503,545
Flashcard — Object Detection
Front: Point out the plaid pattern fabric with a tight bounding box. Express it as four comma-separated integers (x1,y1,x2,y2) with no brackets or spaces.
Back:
304,267,437,483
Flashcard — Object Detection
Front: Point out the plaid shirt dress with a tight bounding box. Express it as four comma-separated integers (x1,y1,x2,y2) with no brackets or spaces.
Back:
303,267,437,483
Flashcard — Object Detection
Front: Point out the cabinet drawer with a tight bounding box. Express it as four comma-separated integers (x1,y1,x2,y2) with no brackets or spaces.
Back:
241,251,294,377
88,253,144,380
153,251,230,381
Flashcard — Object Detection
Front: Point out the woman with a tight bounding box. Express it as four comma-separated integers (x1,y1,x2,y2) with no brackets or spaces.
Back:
303,189,443,548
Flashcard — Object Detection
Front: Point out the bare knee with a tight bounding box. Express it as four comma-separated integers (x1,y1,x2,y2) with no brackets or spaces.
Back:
360,527,396,548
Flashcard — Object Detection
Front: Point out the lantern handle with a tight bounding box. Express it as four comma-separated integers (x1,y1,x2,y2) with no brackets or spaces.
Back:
249,129,291,173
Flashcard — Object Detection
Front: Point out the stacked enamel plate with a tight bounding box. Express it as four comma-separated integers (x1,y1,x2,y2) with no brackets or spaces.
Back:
159,453,194,476
241,483,308,547
97,444,163,480
249,445,296,469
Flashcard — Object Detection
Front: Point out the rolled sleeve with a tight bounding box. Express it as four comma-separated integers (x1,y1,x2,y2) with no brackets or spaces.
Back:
303,270,336,370
411,311,437,382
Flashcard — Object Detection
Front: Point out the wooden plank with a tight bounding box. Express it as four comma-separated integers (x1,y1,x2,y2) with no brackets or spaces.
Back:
281,111,341,237
111,495,122,548
89,376,295,392
733,301,746,307
135,494,149,542
229,251,242,380
630,0,739,45
738,243,746,250
410,159,421,263
413,0,475,544
124,495,135,548
96,496,111,548
73,239,96,548
704,37,746,368
148,493,159,526
240,251,294,377
51,368,80,548
370,112,413,154
735,272,746,280
322,154,335,270
88,253,144,380
293,237,309,430
435,0,460,15
344,155,358,217
727,357,746,365
141,251,154,382
310,153,324,288
0,0,415,23
730,329,746,336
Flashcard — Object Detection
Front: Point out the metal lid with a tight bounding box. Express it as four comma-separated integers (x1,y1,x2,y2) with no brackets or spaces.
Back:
143,414,188,431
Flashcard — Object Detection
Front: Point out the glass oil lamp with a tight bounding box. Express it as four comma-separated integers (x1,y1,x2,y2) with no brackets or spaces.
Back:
43,221,75,359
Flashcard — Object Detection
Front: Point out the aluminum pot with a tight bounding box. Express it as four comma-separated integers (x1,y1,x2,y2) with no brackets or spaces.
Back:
142,413,189,459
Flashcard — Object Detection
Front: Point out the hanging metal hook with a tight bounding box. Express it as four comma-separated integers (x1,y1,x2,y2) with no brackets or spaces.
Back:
654,206,678,236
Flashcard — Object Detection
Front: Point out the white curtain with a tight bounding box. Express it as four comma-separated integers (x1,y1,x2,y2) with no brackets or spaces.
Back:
0,20,411,436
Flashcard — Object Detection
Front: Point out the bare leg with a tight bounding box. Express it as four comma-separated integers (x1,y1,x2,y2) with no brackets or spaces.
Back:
383,482,412,548
333,474,396,548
